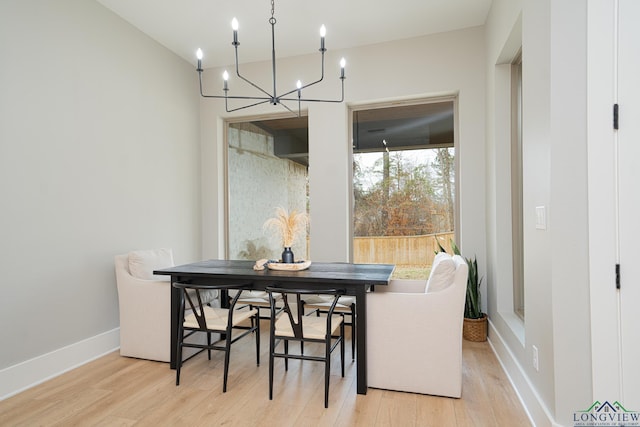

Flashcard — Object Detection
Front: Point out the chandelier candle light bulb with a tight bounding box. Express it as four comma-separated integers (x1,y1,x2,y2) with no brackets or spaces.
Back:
232,18,239,44
320,25,326,51
196,48,203,71
223,70,229,91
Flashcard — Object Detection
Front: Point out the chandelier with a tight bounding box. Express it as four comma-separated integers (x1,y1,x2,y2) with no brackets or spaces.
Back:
195,0,346,116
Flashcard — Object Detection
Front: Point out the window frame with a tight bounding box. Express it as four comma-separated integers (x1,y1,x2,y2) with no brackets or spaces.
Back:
511,50,525,319
348,96,459,275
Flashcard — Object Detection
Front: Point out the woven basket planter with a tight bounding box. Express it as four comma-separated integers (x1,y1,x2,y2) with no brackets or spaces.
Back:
463,314,487,342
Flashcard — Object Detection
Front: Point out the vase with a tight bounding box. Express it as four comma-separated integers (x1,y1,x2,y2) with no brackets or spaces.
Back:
281,247,294,263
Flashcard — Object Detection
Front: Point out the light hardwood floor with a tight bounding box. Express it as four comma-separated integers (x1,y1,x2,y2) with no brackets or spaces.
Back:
0,322,531,426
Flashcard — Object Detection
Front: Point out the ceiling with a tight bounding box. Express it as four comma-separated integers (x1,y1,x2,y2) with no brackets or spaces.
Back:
96,0,492,68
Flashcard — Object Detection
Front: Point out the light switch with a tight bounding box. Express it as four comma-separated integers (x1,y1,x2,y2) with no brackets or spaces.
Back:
535,206,546,230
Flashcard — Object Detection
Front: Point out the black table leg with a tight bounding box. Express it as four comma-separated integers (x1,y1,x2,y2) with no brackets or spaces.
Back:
355,286,368,395
170,275,179,369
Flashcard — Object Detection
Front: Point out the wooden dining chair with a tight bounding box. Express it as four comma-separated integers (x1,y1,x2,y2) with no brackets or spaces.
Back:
173,282,260,392
266,286,345,408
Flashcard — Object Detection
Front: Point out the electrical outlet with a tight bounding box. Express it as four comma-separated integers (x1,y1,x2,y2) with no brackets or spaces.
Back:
532,345,539,372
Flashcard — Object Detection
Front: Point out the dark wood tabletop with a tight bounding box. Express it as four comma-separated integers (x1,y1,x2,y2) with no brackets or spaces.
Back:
155,259,394,287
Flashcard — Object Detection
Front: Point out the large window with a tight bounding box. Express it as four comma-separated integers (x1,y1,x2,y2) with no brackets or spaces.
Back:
226,117,309,262
351,100,456,279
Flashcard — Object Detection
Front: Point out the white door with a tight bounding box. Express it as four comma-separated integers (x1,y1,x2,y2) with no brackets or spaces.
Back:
618,0,640,409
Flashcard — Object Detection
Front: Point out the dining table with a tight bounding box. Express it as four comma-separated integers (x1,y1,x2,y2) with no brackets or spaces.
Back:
154,259,394,395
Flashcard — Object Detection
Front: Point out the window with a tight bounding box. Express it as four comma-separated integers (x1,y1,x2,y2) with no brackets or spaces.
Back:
511,51,525,319
351,100,456,279
226,117,309,262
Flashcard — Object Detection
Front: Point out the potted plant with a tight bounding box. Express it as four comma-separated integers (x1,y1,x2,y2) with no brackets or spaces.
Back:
263,207,308,263
440,241,487,341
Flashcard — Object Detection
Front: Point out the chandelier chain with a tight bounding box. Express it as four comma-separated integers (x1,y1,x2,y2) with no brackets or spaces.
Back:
270,0,275,24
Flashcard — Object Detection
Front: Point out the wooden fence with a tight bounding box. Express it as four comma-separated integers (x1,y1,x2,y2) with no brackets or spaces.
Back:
353,232,455,266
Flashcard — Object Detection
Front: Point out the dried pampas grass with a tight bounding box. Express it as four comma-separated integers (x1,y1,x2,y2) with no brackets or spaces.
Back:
263,207,308,248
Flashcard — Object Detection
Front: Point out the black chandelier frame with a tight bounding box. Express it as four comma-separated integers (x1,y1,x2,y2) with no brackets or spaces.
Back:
196,0,346,116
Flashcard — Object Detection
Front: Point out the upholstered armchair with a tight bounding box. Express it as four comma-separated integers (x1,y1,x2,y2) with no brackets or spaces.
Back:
114,248,217,362
366,253,468,397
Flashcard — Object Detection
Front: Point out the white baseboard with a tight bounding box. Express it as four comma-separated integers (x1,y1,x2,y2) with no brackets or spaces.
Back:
0,328,120,401
488,320,561,427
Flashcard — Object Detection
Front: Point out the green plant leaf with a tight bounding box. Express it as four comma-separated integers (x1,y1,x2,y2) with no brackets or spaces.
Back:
451,240,461,256
463,254,482,318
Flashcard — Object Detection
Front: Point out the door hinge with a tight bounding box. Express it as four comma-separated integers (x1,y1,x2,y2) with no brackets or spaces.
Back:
616,263,620,289
614,104,619,130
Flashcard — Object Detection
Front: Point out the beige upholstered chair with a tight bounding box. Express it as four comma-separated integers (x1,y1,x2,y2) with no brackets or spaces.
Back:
114,248,217,362
366,253,468,397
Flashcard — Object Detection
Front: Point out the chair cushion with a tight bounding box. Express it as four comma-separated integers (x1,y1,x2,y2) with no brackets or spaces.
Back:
128,248,173,281
230,290,282,301
183,306,257,330
303,295,355,313
228,290,283,310
425,252,456,293
275,315,343,340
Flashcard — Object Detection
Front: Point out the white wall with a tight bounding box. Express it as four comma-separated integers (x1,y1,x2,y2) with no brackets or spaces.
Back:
0,0,201,374
485,0,593,425
548,1,592,424
199,27,486,269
